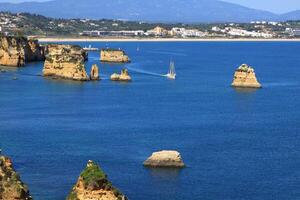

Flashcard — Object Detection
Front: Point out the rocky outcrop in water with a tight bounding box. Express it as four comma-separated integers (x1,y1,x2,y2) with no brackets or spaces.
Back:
232,64,262,88
43,44,89,81
110,69,131,82
144,150,185,168
25,39,45,62
100,49,130,63
67,160,127,200
0,36,44,67
90,64,100,80
0,155,33,200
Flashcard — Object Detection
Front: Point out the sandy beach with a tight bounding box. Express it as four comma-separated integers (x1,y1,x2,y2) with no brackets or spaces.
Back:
37,37,300,42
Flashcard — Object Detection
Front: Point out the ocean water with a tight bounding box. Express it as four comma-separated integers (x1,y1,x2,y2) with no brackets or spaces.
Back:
1,41,300,200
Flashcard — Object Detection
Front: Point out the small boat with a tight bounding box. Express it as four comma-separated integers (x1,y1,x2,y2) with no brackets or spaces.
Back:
83,45,99,51
166,61,176,79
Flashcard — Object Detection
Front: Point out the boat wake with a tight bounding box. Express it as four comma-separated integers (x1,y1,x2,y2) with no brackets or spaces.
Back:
127,66,165,77
262,82,299,87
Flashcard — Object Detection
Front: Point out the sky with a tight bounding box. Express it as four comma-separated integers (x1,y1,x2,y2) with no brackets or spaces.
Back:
0,0,299,14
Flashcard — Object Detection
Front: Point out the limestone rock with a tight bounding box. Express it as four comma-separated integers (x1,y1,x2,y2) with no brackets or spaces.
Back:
67,160,127,200
0,156,32,200
232,64,262,88
100,49,130,63
0,36,45,67
110,69,131,82
144,150,185,168
43,44,89,81
90,64,100,80
25,39,45,62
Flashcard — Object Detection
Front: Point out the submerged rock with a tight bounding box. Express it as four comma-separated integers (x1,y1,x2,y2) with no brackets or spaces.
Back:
110,69,131,82
43,44,89,81
0,36,44,67
67,160,127,200
90,64,100,80
231,64,262,88
144,150,185,168
100,49,130,63
0,155,32,200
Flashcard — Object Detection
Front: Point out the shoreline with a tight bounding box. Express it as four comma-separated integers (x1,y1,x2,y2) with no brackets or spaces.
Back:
37,37,300,42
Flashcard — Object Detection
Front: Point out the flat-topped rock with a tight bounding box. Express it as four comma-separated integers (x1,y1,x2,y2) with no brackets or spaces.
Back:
232,64,262,88
110,69,131,82
0,155,32,200
144,150,185,168
67,160,127,200
43,44,89,81
101,49,130,63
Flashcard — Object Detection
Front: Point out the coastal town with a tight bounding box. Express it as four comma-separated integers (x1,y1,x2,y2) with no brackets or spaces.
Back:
1,12,300,39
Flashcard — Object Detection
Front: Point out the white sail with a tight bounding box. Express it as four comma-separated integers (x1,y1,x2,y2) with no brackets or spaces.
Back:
166,61,176,79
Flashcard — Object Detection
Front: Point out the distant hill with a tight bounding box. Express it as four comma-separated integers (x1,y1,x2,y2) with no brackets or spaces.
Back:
0,0,298,23
280,10,300,21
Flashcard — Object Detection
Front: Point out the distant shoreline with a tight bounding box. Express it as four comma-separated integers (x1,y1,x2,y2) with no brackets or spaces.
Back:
37,37,300,42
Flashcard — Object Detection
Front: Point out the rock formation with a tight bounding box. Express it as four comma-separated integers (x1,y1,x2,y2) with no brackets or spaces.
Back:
143,150,185,168
43,44,89,81
0,155,33,200
100,49,130,63
110,69,131,82
67,160,127,200
0,36,44,67
24,39,45,62
231,64,262,88
90,64,100,80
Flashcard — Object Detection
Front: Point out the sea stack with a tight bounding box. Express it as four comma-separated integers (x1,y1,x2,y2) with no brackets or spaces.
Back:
67,160,127,200
0,36,45,67
110,69,131,82
100,49,130,63
90,64,100,80
143,150,185,168
231,64,262,88
43,44,89,81
0,155,33,200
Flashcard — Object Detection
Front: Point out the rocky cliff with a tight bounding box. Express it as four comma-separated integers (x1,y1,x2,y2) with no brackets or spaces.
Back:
67,160,127,200
43,44,89,81
232,64,262,88
0,155,32,200
0,36,44,67
100,49,130,63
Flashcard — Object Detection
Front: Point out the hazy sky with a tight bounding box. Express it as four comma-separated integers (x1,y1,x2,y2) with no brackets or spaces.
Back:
0,0,299,14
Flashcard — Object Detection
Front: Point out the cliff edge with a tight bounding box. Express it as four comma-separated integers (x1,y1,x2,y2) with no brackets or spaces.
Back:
67,160,127,200
0,36,44,67
0,155,32,200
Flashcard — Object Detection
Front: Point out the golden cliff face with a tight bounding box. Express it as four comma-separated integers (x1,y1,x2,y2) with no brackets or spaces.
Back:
0,36,25,67
100,49,130,63
25,39,45,62
43,44,89,81
0,156,32,200
0,36,45,67
67,160,127,200
232,64,262,88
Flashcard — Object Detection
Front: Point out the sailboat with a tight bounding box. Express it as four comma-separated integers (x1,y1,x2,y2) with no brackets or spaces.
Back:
166,61,176,79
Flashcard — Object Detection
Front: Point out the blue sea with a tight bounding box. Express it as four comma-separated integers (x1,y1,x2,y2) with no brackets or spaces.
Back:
1,41,300,200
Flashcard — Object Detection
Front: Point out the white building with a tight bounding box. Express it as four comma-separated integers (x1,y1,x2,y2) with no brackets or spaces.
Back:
170,27,205,38
226,28,273,38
